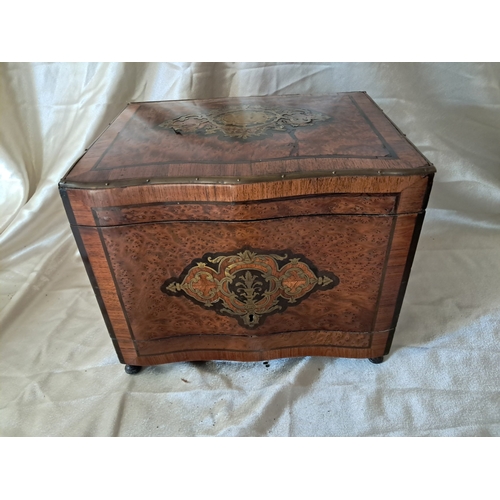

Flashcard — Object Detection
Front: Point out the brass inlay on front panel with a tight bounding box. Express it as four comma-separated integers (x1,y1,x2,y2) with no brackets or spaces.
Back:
161,249,339,328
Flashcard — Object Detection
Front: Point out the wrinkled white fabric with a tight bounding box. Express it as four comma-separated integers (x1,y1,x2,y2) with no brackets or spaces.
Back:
1,62,499,436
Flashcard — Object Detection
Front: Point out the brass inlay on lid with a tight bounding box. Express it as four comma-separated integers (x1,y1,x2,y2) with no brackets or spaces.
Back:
158,105,331,139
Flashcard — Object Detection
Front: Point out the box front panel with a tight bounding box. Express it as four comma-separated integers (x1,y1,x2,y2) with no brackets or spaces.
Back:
98,214,395,356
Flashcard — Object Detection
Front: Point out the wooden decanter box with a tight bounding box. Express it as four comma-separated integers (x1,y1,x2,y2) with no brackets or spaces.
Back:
59,92,434,374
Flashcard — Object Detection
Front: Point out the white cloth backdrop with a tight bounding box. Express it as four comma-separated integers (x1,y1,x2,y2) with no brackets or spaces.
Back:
1,62,499,436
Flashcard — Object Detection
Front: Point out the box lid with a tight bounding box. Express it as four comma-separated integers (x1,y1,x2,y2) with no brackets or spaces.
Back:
60,92,435,189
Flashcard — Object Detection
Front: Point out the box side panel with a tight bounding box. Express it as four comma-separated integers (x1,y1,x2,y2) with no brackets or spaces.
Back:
77,226,137,361
384,211,426,355
370,174,432,352
60,189,137,363
372,213,419,333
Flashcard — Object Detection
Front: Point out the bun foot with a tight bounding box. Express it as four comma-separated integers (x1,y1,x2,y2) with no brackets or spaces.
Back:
368,356,384,364
125,364,142,374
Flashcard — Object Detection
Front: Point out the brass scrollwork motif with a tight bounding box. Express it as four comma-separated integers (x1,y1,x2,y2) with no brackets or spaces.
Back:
161,249,339,328
158,105,330,140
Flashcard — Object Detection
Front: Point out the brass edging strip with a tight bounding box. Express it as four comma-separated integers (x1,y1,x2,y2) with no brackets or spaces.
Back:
59,165,436,190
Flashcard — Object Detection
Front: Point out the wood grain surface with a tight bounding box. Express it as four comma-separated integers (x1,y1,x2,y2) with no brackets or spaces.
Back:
59,93,434,366
99,214,394,340
61,93,432,188
65,211,427,365
65,174,430,226
92,193,397,226
61,176,431,365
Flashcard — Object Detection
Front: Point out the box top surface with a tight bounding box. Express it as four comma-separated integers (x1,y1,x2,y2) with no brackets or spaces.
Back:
61,92,434,188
